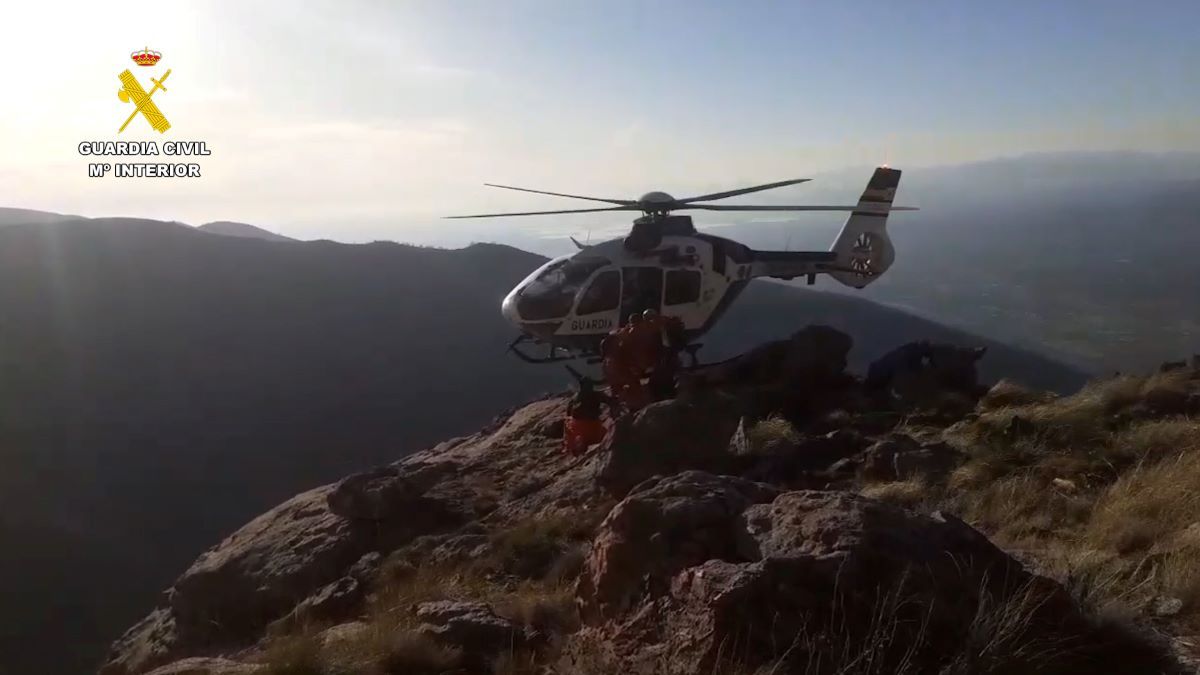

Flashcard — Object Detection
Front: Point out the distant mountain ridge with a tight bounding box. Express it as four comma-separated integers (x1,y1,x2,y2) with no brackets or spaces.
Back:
198,220,295,242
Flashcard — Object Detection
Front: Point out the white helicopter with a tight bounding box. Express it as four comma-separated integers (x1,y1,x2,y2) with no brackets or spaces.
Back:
449,167,915,364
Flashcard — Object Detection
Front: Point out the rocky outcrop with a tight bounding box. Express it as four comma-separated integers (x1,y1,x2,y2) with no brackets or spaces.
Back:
596,391,745,495
576,472,779,623
104,467,472,674
103,326,1185,675
858,434,965,482
570,474,1160,674
701,325,853,388
325,461,456,521
415,600,537,666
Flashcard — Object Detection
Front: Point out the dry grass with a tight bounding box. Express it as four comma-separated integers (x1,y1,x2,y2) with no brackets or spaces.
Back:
930,369,1200,641
265,510,595,675
978,379,1057,410
954,372,1192,452
374,631,463,674
480,508,605,581
702,577,1176,675
859,480,933,511
259,632,325,675
746,414,800,455
1088,449,1200,553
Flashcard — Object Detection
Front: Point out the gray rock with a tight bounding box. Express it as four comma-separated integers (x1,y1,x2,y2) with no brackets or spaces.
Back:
415,600,530,657
326,462,454,521
572,477,1106,675
348,551,383,582
1154,596,1184,617
577,471,779,623
597,390,744,495
891,442,965,481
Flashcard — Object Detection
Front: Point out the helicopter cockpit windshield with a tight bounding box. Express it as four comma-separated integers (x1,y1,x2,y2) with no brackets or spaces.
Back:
516,256,610,320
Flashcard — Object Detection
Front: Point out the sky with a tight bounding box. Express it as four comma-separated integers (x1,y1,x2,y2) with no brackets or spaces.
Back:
1,0,1197,244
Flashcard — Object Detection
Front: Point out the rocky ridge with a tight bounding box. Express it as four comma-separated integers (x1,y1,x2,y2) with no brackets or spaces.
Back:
101,326,1195,675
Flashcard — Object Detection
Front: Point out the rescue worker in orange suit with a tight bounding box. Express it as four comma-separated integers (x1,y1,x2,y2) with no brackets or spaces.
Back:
602,316,650,411
629,308,666,374
647,313,687,401
563,376,615,455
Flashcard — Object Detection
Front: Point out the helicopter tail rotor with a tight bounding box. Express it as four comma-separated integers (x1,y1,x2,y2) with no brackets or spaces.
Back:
827,167,902,288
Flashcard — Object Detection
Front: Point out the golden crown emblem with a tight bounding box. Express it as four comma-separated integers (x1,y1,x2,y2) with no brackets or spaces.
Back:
131,47,162,67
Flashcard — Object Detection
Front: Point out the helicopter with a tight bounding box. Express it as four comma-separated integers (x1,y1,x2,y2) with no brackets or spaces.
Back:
448,166,915,364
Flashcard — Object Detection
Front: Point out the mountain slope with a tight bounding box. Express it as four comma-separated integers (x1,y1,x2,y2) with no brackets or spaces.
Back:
0,213,1084,674
197,221,295,242
101,329,1192,675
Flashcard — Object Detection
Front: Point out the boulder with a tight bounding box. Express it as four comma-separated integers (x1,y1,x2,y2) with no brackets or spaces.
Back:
415,600,533,661
166,487,372,644
596,390,744,495
576,471,779,623
742,429,866,486
695,325,852,389
347,551,383,583
104,472,468,674
858,434,922,480
860,435,964,482
890,441,964,481
571,478,1139,674
269,574,365,635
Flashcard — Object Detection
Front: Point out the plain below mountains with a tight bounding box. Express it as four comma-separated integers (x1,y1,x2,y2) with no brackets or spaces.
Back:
0,211,1084,675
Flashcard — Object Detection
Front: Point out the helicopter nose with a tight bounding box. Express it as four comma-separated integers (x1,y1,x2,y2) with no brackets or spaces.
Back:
501,290,521,326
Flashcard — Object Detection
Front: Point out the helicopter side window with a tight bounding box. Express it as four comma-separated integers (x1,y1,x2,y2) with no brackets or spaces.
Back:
664,269,702,305
517,257,609,320
576,270,620,315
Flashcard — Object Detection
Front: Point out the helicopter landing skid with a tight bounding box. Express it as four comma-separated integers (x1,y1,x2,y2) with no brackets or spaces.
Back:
507,335,586,364
507,334,709,372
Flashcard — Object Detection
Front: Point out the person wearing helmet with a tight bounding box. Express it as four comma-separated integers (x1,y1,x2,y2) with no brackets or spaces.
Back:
602,323,648,412
629,308,666,375
563,376,616,455
644,310,686,400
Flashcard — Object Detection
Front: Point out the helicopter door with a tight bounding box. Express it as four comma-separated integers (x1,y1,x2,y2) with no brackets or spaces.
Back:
567,269,621,333
620,267,663,325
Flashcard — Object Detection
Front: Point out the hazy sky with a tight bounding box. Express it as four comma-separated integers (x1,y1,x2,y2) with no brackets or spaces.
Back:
1,0,1197,242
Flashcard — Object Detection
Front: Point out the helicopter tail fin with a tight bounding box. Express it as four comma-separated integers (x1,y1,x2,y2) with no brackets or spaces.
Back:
827,167,902,288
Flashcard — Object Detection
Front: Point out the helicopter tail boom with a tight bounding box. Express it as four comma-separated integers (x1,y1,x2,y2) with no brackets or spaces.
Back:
827,167,902,288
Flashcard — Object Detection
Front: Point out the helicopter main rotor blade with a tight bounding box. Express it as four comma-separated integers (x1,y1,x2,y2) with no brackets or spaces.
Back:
677,178,811,204
683,204,919,212
444,206,640,219
483,183,636,206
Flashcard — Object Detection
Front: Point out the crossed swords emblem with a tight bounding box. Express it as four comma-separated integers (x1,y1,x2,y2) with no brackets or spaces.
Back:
117,68,172,133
